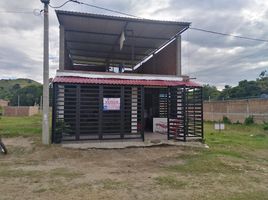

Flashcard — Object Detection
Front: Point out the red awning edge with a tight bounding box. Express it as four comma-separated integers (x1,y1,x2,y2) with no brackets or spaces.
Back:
53,76,201,87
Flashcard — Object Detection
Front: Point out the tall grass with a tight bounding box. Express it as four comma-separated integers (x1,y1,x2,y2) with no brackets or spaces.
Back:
0,114,42,137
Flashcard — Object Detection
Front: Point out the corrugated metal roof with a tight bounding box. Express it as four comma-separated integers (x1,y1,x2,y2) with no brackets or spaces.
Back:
56,10,190,25
56,10,190,68
53,76,201,87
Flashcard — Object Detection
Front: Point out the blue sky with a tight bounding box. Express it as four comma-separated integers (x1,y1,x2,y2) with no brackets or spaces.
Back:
0,0,267,89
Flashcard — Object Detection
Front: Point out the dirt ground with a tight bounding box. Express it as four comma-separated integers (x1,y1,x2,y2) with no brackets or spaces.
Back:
0,137,267,200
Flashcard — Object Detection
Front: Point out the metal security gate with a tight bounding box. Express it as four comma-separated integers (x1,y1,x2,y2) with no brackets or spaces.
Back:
167,86,203,141
185,86,203,140
168,86,186,140
52,83,144,143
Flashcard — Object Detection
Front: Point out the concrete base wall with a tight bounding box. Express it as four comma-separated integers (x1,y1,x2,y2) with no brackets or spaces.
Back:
204,99,268,123
3,106,39,117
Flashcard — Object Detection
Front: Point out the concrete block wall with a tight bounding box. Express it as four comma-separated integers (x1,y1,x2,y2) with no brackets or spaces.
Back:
204,99,268,123
3,106,39,117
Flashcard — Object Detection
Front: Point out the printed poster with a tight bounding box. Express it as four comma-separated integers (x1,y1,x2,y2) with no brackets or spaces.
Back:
103,98,120,111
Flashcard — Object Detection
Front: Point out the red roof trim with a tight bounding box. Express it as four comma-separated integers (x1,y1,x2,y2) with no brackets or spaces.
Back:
53,76,201,87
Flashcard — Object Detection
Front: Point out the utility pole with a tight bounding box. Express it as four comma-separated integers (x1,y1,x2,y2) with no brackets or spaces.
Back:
41,0,50,144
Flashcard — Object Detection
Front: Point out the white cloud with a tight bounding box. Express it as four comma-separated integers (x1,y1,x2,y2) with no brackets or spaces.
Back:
0,0,267,89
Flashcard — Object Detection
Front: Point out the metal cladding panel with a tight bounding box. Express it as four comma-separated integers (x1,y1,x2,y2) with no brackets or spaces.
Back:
53,76,201,87
56,10,191,67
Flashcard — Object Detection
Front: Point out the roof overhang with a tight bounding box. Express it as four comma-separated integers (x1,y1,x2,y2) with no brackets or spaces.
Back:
56,10,191,68
53,71,201,87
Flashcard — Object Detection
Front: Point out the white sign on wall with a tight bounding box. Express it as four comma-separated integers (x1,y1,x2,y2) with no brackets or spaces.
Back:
103,98,120,111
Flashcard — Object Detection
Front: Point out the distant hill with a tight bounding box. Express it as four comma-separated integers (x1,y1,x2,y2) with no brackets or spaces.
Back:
0,78,42,101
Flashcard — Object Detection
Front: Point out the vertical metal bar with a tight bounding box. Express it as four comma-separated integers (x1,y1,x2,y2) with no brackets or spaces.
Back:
120,86,125,139
131,87,138,135
59,25,65,70
167,87,170,140
131,31,135,68
51,83,57,143
99,85,103,140
176,87,179,140
194,87,196,136
141,86,145,141
75,85,80,140
201,87,204,140
176,35,182,76
183,86,187,142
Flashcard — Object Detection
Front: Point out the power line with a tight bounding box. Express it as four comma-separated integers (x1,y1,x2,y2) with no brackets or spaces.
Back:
49,0,72,9
0,10,34,14
69,0,139,18
190,27,268,43
0,9,42,16
50,0,139,18
50,0,268,43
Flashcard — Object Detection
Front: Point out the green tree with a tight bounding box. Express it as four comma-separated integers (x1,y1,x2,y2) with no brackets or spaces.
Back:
10,85,42,106
12,84,21,91
238,80,261,97
219,80,261,100
219,85,232,100
257,70,268,94
203,84,221,100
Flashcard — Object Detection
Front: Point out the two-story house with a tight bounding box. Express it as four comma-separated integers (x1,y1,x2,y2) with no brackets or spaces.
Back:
51,10,203,143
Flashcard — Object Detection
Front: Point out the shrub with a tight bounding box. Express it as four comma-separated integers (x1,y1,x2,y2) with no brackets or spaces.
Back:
222,116,232,124
244,116,254,125
54,120,71,143
234,120,241,125
263,121,268,130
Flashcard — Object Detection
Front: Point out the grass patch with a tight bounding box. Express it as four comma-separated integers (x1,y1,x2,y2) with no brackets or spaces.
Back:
170,151,241,174
98,179,129,190
154,176,187,189
0,168,43,178
227,191,268,200
169,123,268,175
0,114,42,137
32,188,48,193
204,123,268,149
49,168,84,179
0,116,267,200
0,167,83,180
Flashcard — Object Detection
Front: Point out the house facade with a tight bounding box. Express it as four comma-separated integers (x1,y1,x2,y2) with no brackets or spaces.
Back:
52,10,203,143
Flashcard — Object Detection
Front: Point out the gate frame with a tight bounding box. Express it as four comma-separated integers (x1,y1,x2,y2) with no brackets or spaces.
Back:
52,83,203,143
167,85,203,142
52,83,145,143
